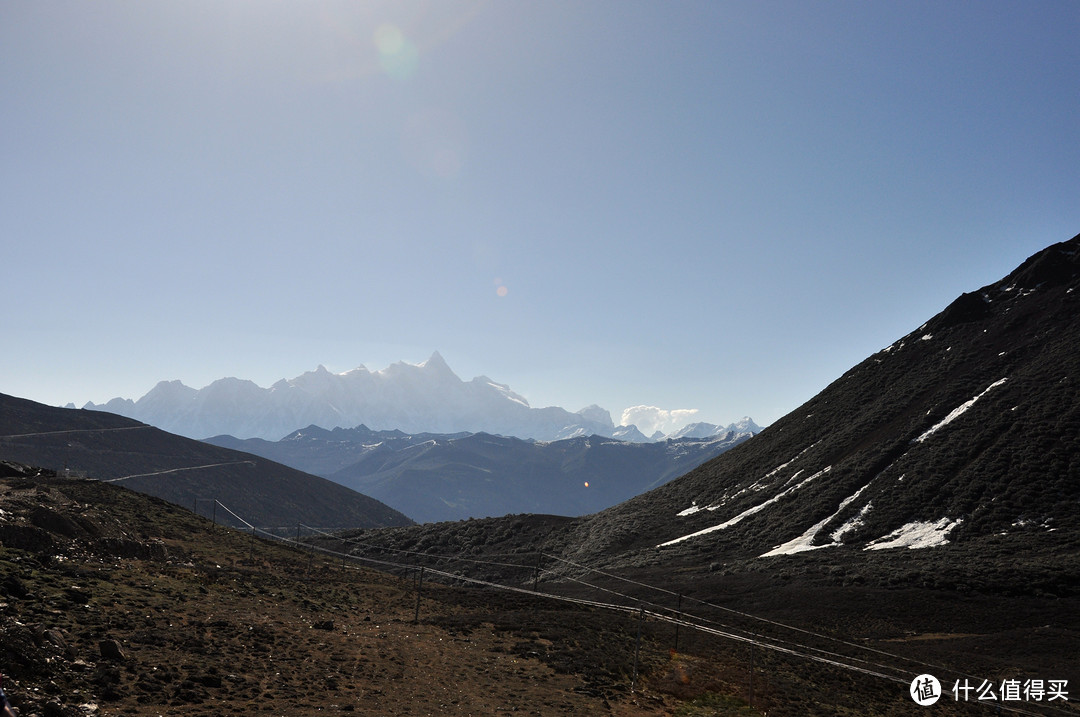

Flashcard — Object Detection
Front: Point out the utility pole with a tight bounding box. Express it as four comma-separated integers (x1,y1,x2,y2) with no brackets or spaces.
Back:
673,593,683,652
533,552,542,592
632,604,644,693
749,641,755,707
414,566,425,623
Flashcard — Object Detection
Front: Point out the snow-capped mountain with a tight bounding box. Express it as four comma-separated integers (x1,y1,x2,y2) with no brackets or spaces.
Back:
85,353,743,443
665,417,763,440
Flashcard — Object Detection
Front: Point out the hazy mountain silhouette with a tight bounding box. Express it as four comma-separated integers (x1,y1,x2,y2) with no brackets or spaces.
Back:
0,393,411,529
83,353,622,441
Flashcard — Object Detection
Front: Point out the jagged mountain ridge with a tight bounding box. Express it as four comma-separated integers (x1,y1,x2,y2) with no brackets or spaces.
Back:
207,425,756,523
84,352,629,442
0,393,412,530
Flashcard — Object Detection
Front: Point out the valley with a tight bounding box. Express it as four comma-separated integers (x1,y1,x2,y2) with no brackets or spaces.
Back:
208,426,755,523
2,470,1076,716
2,232,1079,715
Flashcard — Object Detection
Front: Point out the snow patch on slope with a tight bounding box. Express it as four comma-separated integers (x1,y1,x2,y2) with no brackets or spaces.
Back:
864,518,962,550
759,481,871,557
830,502,872,542
914,378,1008,443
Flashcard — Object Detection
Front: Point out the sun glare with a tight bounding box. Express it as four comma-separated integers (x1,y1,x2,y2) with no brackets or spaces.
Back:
374,23,419,79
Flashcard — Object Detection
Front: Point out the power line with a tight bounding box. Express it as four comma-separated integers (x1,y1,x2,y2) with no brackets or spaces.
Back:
104,461,256,482
212,500,1074,717
0,426,152,439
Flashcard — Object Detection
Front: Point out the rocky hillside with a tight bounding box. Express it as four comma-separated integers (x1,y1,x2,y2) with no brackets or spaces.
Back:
1,467,963,717
8,468,1073,716
0,394,411,530
0,470,675,716
557,232,1080,567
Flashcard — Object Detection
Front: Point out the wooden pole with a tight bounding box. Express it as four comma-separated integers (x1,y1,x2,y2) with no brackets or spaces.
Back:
414,566,425,623
673,593,682,652
632,604,644,693
749,641,755,707
533,552,542,592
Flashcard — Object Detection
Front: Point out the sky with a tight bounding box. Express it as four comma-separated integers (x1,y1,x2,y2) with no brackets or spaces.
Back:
3,1,1079,434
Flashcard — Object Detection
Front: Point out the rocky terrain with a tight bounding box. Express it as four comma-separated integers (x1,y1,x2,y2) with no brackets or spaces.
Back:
3,466,906,717
4,467,1077,715
0,468,687,716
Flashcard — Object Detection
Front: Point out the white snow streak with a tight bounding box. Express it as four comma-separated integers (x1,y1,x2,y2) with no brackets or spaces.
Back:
913,378,1008,443
759,482,871,557
675,443,821,517
660,467,831,547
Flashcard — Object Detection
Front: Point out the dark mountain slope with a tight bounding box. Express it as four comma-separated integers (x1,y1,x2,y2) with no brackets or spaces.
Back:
0,393,411,529
556,233,1080,567
208,425,753,522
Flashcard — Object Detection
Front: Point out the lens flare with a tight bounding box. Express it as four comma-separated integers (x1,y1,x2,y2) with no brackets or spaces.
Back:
374,23,419,79
374,24,404,54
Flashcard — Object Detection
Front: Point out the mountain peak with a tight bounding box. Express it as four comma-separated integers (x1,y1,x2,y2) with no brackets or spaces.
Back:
421,351,453,373
576,404,614,428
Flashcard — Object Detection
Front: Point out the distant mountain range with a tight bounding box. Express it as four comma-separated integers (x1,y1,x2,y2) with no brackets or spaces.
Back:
82,352,760,443
0,392,411,530
207,425,756,523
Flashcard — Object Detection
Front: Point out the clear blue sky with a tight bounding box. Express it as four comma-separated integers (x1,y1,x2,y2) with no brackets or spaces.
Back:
3,1,1079,431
